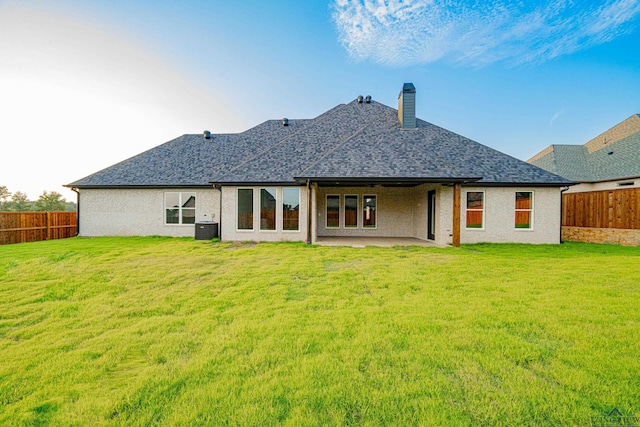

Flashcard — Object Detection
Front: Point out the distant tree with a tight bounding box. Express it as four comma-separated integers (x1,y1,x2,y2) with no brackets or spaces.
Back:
0,186,10,211
64,201,77,212
8,191,32,211
34,191,67,211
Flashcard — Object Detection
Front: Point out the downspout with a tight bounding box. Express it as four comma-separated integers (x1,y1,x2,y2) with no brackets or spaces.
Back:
215,185,222,240
560,186,570,243
71,187,80,236
306,180,312,244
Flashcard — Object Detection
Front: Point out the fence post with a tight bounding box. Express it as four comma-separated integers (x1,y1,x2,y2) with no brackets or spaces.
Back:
46,211,51,240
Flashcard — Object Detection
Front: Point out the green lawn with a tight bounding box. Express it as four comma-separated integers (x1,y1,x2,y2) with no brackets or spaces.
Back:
0,237,639,426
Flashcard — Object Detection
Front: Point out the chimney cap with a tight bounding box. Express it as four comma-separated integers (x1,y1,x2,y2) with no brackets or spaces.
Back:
402,83,416,92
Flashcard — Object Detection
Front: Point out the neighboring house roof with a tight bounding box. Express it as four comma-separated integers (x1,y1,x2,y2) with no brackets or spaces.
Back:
68,96,571,189
528,114,640,182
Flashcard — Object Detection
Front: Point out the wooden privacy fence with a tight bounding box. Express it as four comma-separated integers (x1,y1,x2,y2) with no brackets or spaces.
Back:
563,188,640,229
0,212,77,245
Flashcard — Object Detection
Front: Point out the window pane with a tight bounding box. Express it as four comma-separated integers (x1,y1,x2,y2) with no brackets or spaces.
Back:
515,192,532,209
515,211,532,228
467,192,483,209
166,209,179,224
260,188,276,231
238,189,253,230
182,193,196,208
363,195,376,228
327,195,340,228
345,195,358,228
466,192,484,228
282,188,299,231
182,208,196,224
466,212,483,228
165,192,179,208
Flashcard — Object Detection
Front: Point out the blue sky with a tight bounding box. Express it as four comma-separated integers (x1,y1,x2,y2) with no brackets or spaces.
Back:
1,0,639,200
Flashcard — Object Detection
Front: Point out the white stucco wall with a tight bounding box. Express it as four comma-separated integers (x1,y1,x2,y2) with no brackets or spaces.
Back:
457,186,562,244
78,185,562,244
78,188,219,237
220,186,308,242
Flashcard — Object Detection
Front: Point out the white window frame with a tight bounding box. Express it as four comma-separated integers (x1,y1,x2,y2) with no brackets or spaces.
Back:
282,187,300,232
164,192,196,226
465,191,485,230
237,188,254,232
344,194,359,229
362,194,377,229
326,194,341,229
515,191,534,230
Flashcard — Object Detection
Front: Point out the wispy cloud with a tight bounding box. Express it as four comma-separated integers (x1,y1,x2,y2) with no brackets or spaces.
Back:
331,0,640,66
549,109,565,126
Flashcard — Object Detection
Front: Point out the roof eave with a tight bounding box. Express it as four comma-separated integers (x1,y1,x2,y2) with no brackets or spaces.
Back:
293,176,483,186
210,180,301,186
64,184,214,189
467,181,576,187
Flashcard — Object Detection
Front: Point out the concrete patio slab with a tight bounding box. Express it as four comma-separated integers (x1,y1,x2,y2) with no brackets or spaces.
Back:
314,237,447,248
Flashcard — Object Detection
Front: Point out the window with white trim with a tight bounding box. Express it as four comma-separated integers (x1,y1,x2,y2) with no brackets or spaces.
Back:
515,192,533,229
465,191,484,229
165,192,196,225
363,195,377,228
344,195,358,228
282,188,300,231
260,188,277,231
237,189,254,230
326,195,340,228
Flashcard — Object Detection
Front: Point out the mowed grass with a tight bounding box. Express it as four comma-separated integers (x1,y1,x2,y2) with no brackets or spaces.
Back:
0,237,639,426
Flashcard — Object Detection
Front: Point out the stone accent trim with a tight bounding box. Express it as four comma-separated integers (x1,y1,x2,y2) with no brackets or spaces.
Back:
562,226,640,246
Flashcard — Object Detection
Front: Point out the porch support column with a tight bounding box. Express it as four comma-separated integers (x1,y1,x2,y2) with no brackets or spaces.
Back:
306,180,312,244
452,183,461,247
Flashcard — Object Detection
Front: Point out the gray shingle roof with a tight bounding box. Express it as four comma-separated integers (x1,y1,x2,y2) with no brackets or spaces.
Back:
67,119,310,187
529,115,640,182
68,98,571,188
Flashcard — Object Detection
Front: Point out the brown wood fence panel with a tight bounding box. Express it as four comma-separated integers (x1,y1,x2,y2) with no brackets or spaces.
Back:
562,188,640,230
0,212,77,245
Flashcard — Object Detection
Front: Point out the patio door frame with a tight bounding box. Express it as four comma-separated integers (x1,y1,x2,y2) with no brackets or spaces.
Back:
427,190,436,240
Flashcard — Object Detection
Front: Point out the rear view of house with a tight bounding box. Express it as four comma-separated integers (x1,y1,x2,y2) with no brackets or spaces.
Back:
67,84,571,246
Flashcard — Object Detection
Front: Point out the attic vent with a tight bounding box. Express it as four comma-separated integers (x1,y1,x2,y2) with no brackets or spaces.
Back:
282,118,289,126
365,95,372,103
203,130,211,140
357,95,364,104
